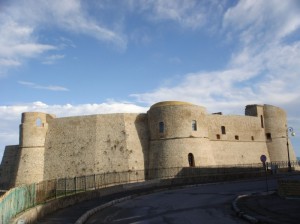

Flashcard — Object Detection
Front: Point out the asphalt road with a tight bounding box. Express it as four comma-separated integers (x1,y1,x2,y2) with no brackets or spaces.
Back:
85,179,278,224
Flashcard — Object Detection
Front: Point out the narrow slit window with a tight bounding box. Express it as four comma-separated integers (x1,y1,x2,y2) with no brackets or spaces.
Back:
192,120,197,131
221,126,226,135
261,115,264,128
159,122,164,133
235,135,239,140
251,136,254,141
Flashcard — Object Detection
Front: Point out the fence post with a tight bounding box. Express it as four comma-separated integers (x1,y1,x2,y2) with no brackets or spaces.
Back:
55,179,57,199
33,183,36,207
74,177,77,194
104,173,106,187
65,177,67,196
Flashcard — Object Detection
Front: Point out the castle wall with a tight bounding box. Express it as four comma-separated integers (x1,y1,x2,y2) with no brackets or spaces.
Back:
207,115,270,164
44,113,148,180
0,145,20,189
123,114,149,171
44,115,98,179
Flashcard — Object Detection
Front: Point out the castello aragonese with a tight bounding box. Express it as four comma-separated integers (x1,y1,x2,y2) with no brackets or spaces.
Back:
0,101,296,189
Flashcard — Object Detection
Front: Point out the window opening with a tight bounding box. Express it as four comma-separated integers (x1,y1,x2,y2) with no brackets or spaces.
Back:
188,153,195,167
266,133,272,140
36,118,42,127
221,126,226,134
251,136,254,141
235,135,239,140
261,115,264,128
192,120,197,131
159,122,164,133
216,134,221,139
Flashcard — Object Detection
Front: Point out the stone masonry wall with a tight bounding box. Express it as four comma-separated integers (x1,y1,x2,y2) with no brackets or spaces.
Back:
0,145,20,189
207,114,270,164
44,113,148,180
0,101,297,187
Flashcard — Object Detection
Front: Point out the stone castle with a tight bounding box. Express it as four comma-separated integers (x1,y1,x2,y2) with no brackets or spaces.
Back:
0,101,296,188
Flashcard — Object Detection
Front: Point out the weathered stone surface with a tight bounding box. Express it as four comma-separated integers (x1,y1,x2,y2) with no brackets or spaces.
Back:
0,101,296,187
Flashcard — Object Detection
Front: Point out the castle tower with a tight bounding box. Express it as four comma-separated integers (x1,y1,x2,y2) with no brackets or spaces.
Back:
147,101,213,178
263,105,296,162
15,112,55,185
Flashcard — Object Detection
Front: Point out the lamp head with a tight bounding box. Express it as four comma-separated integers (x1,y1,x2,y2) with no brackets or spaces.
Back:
291,132,296,137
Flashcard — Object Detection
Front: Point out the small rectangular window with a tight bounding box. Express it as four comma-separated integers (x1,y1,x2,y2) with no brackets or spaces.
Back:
159,122,164,133
266,133,272,140
216,134,220,139
192,120,197,131
221,126,226,134
251,136,254,141
235,135,239,140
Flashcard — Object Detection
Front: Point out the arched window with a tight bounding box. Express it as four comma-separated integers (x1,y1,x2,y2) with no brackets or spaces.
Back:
159,122,164,133
192,120,197,131
36,118,42,127
188,153,195,167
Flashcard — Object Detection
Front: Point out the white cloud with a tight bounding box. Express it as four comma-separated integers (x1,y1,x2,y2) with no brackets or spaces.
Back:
42,54,65,65
130,0,226,29
0,0,126,75
0,59,21,67
223,0,300,43
18,81,70,92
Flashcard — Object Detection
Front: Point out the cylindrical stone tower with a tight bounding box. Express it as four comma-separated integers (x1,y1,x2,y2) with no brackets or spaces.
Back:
15,112,55,185
263,105,296,162
147,101,213,178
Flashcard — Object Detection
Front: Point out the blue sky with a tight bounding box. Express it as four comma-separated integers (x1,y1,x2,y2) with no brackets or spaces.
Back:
0,0,300,160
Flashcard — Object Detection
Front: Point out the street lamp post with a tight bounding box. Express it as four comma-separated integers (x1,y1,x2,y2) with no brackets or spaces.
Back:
286,127,295,172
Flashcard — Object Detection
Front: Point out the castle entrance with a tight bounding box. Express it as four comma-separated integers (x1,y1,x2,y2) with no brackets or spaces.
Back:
188,153,195,167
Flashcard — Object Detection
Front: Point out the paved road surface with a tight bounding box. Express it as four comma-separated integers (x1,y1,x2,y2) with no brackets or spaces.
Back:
85,179,278,224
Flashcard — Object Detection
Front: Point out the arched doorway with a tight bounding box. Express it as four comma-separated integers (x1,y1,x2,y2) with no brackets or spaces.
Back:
188,153,195,167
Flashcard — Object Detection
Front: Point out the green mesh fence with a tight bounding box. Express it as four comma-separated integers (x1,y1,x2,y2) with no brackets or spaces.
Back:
0,184,35,224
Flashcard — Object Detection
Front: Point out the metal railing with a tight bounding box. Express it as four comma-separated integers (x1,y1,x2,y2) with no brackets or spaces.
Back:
0,161,299,224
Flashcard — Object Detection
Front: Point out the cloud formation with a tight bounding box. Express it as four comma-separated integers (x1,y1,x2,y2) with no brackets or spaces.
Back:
130,0,225,29
131,1,300,112
18,81,69,91
0,0,126,75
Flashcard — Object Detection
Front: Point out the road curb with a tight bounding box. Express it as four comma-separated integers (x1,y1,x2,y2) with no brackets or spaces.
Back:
74,195,134,224
232,191,275,223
